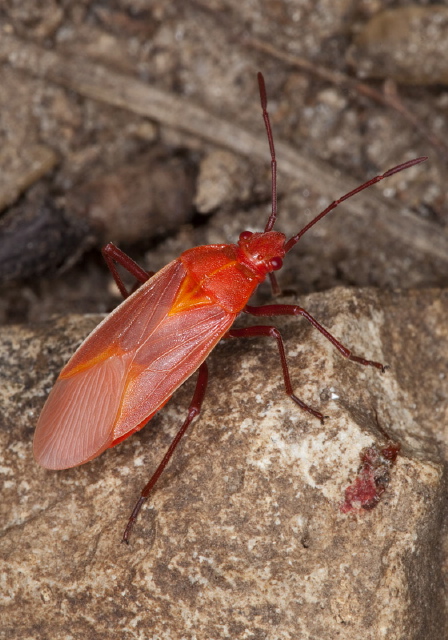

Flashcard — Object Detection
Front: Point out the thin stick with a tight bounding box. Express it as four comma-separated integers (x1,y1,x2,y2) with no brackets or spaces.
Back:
1,34,444,262
246,36,448,161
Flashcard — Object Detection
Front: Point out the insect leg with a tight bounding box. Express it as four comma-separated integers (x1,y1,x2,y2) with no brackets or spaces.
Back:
244,304,385,371
102,242,154,299
227,325,325,422
268,272,281,296
122,361,209,544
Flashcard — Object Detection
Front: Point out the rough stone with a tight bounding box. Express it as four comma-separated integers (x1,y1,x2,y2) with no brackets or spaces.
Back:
1,287,447,639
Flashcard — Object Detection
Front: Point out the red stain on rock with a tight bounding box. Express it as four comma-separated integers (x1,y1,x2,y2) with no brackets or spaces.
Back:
341,442,400,513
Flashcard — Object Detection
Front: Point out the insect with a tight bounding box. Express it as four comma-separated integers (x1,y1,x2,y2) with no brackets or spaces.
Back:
34,73,427,542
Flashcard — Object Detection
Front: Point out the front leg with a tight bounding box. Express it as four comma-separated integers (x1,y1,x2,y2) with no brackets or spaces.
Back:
244,304,385,371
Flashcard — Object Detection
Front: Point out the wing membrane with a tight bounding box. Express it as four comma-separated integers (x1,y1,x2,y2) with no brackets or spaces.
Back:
113,304,235,439
33,353,131,469
34,259,235,468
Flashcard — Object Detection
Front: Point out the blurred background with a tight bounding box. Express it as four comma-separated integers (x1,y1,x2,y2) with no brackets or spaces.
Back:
0,0,446,324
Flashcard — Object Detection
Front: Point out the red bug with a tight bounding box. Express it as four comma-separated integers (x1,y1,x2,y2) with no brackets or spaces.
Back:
34,73,427,542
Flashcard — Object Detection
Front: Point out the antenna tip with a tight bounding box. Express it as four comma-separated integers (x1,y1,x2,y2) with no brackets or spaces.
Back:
383,155,428,178
257,72,267,109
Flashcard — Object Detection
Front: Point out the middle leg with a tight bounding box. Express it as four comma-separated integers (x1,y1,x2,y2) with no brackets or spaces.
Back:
228,325,325,422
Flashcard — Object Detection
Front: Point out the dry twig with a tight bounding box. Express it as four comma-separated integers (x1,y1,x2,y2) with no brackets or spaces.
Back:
0,33,447,262
246,36,448,161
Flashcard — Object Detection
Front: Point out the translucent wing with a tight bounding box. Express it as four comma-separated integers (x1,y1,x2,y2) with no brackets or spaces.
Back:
34,260,235,469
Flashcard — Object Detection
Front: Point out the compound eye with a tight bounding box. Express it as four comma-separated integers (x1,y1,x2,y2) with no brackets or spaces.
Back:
239,231,253,242
270,257,283,271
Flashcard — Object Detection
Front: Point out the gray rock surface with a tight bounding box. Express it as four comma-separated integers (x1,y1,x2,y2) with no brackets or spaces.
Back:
1,287,447,639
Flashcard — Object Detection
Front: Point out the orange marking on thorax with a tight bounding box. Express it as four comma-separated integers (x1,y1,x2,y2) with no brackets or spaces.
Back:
168,267,229,315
